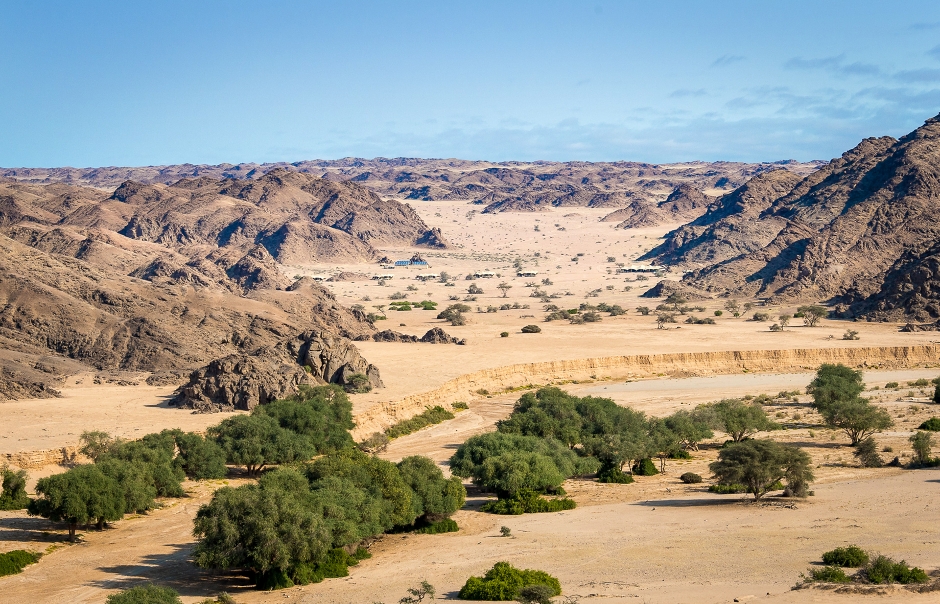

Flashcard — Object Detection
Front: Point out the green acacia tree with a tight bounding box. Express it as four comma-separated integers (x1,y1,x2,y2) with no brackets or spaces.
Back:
709,439,814,501
808,364,865,408
253,385,355,454
798,304,828,327
209,414,313,477
817,399,893,445
0,467,30,510
172,431,228,479
664,410,714,451
396,456,465,524
701,399,778,442
29,464,126,539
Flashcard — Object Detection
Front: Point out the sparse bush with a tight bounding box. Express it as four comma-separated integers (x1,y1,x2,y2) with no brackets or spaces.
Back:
458,562,561,601
822,545,869,567
480,490,576,514
597,467,634,484
909,431,936,467
359,432,390,453
862,555,929,584
105,584,182,604
414,518,459,534
389,291,408,300
343,372,373,393
0,550,41,577
853,437,884,468
885,381,899,389
679,472,702,484
468,284,484,294
751,312,770,322
918,417,940,431
806,566,850,583
910,378,930,387
769,323,783,332
708,483,747,494
521,325,541,333
582,311,602,322
500,525,512,537
452,401,469,411
636,306,651,315
632,458,658,476
500,331,509,337
842,329,860,340
387,406,455,439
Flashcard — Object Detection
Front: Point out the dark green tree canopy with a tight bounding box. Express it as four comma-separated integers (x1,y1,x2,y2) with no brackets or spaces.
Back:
809,364,865,408
29,464,126,539
0,467,29,511
253,385,354,454
709,439,814,500
209,414,313,476
396,456,465,522
449,432,596,498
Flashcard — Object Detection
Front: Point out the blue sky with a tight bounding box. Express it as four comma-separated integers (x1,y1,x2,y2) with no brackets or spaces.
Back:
3,1,940,166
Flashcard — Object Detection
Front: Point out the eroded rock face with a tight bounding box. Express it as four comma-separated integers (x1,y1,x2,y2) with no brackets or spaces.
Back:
172,331,383,412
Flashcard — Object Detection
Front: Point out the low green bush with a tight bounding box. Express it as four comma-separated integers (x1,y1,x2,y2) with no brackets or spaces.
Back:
597,466,635,484
500,331,509,337
862,555,929,584
480,490,576,515
670,449,692,459
822,545,869,567
679,472,703,484
918,417,940,431
415,518,459,534
105,584,182,604
458,561,561,601
806,566,851,583
521,325,542,333
386,406,455,438
452,401,469,411
708,483,747,494
632,458,658,476
0,550,40,577
885,382,899,389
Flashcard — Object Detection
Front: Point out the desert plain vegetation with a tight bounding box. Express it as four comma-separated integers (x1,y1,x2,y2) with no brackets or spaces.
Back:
4,119,940,604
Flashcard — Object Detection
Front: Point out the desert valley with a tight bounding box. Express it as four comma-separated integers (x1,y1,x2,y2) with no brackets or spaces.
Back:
1,110,940,604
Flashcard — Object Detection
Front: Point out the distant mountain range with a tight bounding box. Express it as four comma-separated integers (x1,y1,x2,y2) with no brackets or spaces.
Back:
2,158,823,226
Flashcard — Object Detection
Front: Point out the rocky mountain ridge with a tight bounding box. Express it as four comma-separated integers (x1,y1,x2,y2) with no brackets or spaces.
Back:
646,114,940,323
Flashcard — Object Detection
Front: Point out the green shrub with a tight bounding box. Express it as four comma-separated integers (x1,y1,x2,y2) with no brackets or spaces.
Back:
632,458,658,476
597,466,635,484
480,490,576,515
708,483,747,494
500,331,509,337
910,379,930,387
853,437,884,468
918,417,940,431
885,382,899,389
386,406,455,439
452,401,469,411
0,550,40,577
679,472,702,484
862,555,929,584
414,518,459,534
458,561,561,601
0,467,30,510
105,584,182,604
822,545,869,567
806,566,850,583
521,325,542,333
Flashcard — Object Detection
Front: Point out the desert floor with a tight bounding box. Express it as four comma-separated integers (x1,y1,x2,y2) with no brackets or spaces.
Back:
2,200,940,603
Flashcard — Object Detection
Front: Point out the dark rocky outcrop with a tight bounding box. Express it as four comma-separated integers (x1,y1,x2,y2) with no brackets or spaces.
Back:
172,331,383,412
419,327,465,344
641,280,713,301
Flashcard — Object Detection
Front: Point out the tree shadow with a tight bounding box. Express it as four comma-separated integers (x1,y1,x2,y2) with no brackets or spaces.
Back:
0,515,69,545
143,393,180,409
633,497,743,507
88,543,255,597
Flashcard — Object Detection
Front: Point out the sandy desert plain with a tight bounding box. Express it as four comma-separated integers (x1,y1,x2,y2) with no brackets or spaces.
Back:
3,198,940,604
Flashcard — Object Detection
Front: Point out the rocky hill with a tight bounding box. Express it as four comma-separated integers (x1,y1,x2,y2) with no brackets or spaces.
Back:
0,171,442,399
2,159,823,216
649,114,940,324
601,184,714,228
